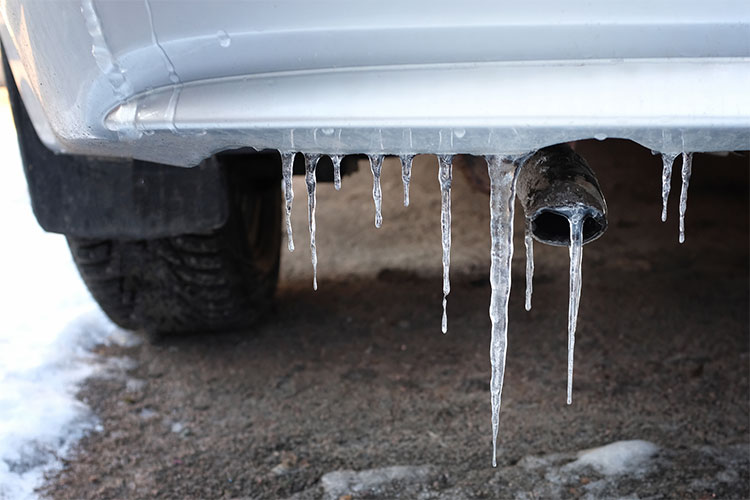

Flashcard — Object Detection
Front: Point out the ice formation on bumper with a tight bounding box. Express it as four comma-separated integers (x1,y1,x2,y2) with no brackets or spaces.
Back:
658,151,694,242
369,155,385,228
438,155,453,334
282,152,296,252
485,154,521,467
277,145,697,465
305,154,321,290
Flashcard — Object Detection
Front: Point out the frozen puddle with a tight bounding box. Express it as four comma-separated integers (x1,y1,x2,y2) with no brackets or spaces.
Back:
0,90,135,499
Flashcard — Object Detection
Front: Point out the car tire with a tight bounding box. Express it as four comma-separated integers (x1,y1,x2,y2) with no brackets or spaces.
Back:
67,170,281,335
3,43,281,335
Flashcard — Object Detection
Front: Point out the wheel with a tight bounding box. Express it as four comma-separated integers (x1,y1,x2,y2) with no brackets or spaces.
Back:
67,169,281,335
3,43,281,335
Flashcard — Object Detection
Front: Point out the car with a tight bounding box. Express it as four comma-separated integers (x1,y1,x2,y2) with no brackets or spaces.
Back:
1,1,748,337
3,0,749,469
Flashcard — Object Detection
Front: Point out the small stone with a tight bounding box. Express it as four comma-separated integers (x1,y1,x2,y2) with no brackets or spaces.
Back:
138,408,158,420
271,452,298,476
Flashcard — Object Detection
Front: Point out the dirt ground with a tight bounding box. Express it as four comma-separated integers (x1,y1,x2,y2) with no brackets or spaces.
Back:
44,141,748,499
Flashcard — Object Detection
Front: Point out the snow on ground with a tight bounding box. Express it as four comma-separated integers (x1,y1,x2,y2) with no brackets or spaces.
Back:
320,465,436,500
0,88,135,499
564,440,660,477
518,440,661,499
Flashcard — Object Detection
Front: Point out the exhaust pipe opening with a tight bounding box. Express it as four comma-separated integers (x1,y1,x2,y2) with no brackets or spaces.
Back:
532,209,607,246
517,144,608,247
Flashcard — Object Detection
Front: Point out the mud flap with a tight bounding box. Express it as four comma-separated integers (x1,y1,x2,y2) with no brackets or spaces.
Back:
3,43,230,239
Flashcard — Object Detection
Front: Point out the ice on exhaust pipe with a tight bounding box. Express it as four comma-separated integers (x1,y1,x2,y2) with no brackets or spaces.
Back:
524,225,534,311
278,142,695,466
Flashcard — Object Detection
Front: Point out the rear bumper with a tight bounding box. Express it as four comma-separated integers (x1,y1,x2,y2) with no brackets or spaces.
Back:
105,58,750,165
2,0,749,166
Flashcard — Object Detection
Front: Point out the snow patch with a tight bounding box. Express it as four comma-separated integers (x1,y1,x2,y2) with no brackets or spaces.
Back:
0,90,138,499
564,440,660,476
320,465,435,499
518,440,661,499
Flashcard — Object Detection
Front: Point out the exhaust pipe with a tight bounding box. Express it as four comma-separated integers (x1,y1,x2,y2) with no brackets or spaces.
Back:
516,144,607,246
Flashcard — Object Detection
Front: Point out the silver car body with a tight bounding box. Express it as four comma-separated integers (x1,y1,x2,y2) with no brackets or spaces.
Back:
1,0,749,167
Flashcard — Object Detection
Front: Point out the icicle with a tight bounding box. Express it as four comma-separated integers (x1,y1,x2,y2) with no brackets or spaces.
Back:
486,155,521,467
281,152,296,252
305,154,320,290
438,155,453,334
679,152,693,244
524,225,534,311
566,212,585,405
660,152,678,222
331,154,343,191
401,154,415,207
369,155,384,228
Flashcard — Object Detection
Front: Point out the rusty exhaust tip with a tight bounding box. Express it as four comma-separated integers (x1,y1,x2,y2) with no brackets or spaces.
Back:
517,144,608,247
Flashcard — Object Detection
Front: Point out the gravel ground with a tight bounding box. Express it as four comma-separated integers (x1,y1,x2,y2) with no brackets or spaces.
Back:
44,140,748,499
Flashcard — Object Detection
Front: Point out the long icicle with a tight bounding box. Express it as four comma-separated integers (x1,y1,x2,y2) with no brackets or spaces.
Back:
331,154,343,191
369,155,384,228
524,225,534,311
305,154,320,290
438,155,453,334
678,152,693,243
660,152,678,222
282,152,296,252
401,154,415,207
486,155,521,467
567,213,585,405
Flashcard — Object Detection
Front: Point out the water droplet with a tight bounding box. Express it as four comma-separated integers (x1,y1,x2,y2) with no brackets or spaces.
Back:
144,0,181,85
453,128,466,139
81,0,133,100
594,133,607,141
320,128,335,136
217,30,231,48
